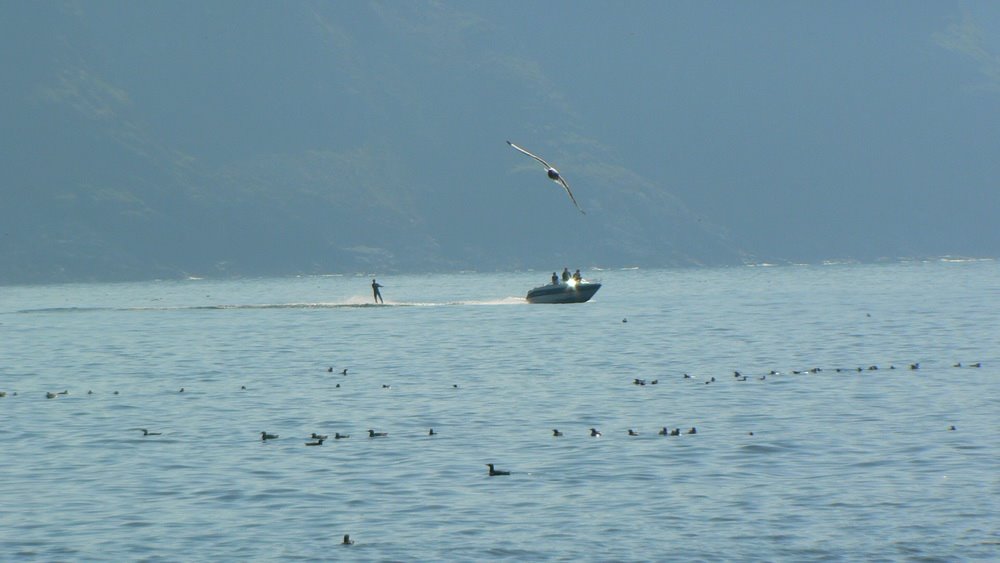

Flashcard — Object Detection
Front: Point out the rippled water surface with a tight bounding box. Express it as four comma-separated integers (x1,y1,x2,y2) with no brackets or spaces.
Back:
2,261,998,561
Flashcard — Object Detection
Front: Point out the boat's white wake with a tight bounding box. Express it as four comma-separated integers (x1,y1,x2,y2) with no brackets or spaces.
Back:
16,298,527,314
442,297,526,306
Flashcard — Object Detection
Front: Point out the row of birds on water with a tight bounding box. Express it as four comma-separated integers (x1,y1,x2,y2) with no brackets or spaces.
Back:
259,429,399,446
124,425,704,444
8,382,444,399
573,427,697,437
2,360,984,399
640,361,984,386
235,426,701,446
487,411,946,476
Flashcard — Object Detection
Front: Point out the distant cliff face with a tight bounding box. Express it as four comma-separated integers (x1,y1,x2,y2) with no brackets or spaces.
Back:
3,3,995,284
0,3,748,284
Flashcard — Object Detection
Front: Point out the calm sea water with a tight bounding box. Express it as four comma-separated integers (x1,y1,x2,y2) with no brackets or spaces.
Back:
1,261,998,561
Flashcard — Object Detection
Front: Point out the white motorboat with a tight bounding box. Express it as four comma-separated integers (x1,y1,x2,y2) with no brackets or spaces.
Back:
525,278,601,304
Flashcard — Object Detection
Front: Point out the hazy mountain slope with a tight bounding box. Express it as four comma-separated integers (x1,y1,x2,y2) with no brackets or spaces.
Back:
3,2,994,284
1,2,746,284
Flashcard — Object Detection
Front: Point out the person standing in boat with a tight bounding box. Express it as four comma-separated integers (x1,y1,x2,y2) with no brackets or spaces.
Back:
573,269,582,282
551,272,559,285
562,268,570,282
371,279,384,304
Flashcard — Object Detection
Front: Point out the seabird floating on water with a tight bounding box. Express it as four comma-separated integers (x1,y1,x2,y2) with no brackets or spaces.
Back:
486,463,510,476
590,428,602,437
368,429,387,438
553,429,563,437
311,433,328,440
342,534,354,545
335,432,350,439
139,428,161,436
305,438,324,446
506,140,585,214
261,432,278,441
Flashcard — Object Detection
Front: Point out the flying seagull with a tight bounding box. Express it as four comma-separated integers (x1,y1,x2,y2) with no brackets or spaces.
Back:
507,141,585,214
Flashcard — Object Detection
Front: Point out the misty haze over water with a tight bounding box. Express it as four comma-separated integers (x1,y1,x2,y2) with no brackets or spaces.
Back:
2,2,998,284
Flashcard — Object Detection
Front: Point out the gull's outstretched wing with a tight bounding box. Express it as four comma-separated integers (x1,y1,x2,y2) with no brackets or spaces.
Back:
507,140,552,169
556,176,586,214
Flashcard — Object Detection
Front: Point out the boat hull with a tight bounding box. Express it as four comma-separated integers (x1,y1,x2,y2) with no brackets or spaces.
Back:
526,282,601,304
